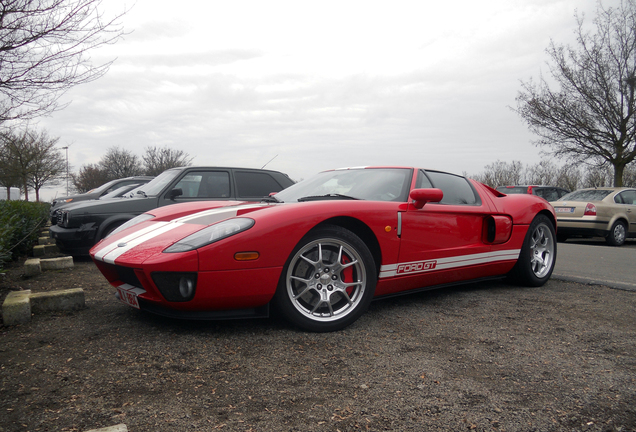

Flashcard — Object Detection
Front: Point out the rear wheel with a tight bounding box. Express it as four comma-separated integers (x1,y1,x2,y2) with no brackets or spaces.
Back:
606,220,627,246
273,225,377,332
508,214,556,287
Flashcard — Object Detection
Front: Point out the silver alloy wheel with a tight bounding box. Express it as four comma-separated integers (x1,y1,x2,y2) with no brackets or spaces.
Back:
285,237,367,323
529,222,555,278
612,222,626,245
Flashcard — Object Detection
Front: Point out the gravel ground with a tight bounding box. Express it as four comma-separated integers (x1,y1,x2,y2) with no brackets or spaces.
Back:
1,258,635,432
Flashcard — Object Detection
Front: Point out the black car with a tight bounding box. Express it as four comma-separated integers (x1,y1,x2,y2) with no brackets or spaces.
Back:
50,166,294,255
496,185,570,202
50,176,154,224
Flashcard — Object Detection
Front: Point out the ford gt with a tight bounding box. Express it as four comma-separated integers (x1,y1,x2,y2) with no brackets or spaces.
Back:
90,167,557,332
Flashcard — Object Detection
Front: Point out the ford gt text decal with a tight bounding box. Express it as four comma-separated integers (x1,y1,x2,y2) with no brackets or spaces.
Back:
396,260,437,274
379,249,520,278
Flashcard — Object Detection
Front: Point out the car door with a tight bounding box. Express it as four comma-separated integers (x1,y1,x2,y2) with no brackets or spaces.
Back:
160,169,233,206
391,170,497,292
616,189,636,234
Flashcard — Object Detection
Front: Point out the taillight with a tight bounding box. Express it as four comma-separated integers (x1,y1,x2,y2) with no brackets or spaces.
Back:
584,203,596,216
527,186,535,194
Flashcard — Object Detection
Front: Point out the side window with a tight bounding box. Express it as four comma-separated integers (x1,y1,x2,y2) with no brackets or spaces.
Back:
415,170,433,189
174,171,230,198
425,171,480,205
617,190,636,205
558,189,569,198
235,172,284,198
174,174,202,197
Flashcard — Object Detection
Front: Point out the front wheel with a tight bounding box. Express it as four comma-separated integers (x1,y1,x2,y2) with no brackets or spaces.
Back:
606,220,627,246
273,225,377,332
508,214,556,287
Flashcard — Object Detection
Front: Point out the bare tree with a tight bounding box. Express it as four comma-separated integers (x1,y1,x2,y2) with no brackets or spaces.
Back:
0,133,23,198
0,0,126,125
70,163,107,193
142,146,193,176
583,166,613,187
525,160,559,186
471,160,524,188
623,163,636,186
0,127,64,200
26,130,65,201
555,164,582,191
515,0,636,186
99,146,143,179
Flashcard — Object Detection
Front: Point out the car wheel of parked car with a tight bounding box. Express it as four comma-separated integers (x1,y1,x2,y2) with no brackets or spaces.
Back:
274,225,377,332
101,222,124,240
508,214,556,287
606,220,627,246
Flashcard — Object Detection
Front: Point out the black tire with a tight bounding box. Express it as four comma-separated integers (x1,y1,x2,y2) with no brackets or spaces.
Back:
606,220,627,246
508,214,556,287
273,225,377,332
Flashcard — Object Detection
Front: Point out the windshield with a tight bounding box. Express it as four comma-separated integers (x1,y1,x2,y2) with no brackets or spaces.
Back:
558,189,613,201
273,168,412,203
99,184,140,199
496,186,527,194
135,169,182,197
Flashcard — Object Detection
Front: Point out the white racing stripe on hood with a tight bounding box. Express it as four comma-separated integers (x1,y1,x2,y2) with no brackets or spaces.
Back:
93,221,172,262
98,222,185,264
94,203,268,264
173,203,266,224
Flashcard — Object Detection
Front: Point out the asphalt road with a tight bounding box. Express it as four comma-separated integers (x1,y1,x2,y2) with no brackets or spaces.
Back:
552,238,636,291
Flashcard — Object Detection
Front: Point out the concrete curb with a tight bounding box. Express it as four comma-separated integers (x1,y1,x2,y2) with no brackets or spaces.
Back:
24,256,73,276
33,244,59,257
2,288,85,326
85,424,127,432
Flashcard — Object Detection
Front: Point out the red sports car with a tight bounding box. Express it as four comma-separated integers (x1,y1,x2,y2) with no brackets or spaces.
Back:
90,167,557,332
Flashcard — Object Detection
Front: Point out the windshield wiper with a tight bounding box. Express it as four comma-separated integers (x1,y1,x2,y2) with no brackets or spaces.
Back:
297,194,360,202
261,195,283,203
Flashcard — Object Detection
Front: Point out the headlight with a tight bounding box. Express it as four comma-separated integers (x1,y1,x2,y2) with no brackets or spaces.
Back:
164,218,255,253
107,213,155,238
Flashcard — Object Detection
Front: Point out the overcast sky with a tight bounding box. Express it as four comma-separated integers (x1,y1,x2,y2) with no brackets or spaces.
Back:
36,0,612,201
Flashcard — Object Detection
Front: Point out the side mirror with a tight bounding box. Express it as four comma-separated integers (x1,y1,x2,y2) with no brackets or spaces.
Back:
169,188,183,200
409,188,443,209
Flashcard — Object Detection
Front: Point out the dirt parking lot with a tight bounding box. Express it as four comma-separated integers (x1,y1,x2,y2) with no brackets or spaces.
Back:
1,258,635,432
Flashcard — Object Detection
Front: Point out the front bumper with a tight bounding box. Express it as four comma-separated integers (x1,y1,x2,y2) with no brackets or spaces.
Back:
49,223,98,255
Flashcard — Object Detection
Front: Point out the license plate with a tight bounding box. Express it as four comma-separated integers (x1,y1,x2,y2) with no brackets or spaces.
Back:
117,285,142,309
556,207,575,213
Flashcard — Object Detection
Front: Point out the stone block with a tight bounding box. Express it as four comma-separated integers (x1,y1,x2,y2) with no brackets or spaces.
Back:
32,245,46,257
40,256,73,270
24,258,42,276
38,237,54,245
30,288,85,312
84,424,128,432
2,290,32,326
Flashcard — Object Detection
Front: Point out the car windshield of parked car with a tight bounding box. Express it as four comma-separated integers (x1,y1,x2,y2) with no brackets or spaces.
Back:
559,189,613,201
496,186,527,194
99,184,141,200
133,169,181,197
273,168,412,203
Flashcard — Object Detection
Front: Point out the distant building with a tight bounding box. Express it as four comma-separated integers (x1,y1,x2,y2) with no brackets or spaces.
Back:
0,187,21,200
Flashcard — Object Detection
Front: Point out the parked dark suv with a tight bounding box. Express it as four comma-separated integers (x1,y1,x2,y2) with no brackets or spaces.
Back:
51,176,154,211
50,166,294,255
496,185,570,202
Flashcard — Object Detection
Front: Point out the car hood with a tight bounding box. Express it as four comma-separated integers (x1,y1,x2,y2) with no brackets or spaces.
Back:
91,201,270,264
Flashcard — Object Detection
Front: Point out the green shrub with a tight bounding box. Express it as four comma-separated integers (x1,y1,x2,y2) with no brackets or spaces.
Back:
0,200,50,270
